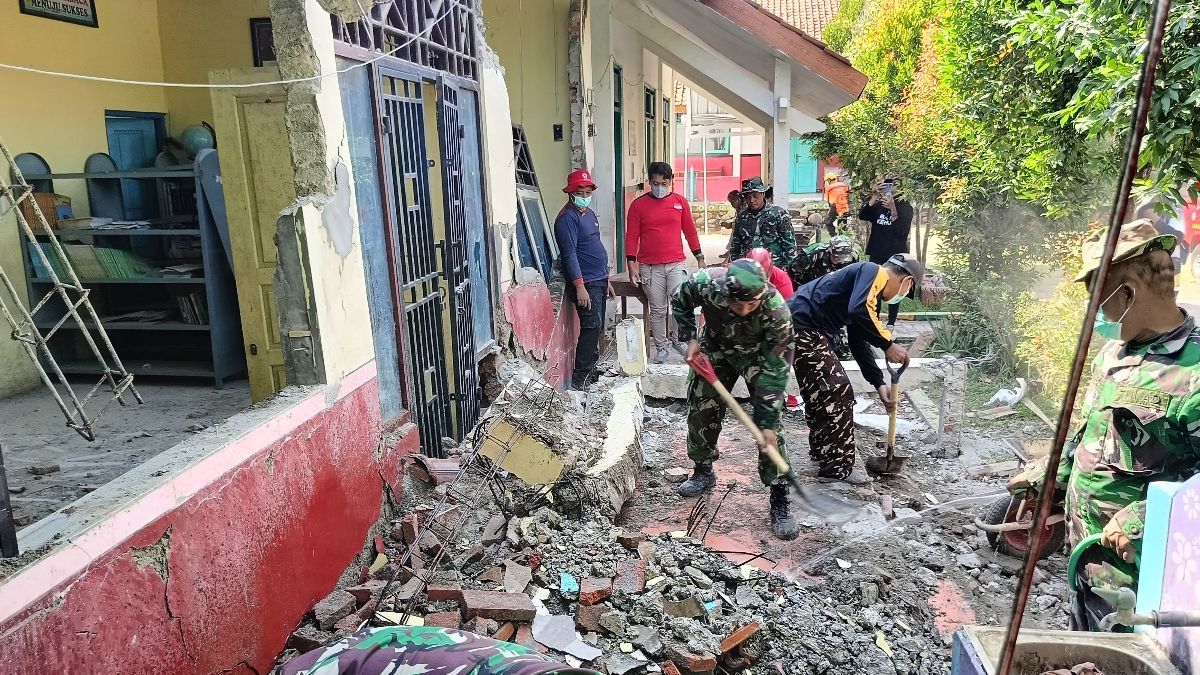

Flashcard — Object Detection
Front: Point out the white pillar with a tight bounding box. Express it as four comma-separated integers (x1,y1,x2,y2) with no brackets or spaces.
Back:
771,58,792,206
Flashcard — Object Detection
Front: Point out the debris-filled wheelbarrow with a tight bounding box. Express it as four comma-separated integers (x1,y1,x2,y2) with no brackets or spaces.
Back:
976,495,1066,560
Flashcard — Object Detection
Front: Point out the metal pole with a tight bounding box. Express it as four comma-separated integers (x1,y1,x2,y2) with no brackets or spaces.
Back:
0,444,18,558
702,137,709,235
994,1,1171,671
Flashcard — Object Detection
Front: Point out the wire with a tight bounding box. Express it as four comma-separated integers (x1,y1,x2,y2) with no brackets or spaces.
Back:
0,0,461,90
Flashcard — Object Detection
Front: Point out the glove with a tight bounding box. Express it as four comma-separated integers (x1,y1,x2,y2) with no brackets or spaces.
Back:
1101,504,1144,564
1007,459,1048,497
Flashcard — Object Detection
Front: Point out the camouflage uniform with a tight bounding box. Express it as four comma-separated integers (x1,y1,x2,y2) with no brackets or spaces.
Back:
728,205,798,276
672,267,795,486
1013,315,1200,628
278,625,598,674
793,239,860,358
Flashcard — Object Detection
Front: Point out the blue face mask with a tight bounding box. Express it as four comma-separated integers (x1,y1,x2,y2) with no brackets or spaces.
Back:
1091,285,1133,341
572,195,592,209
650,185,669,199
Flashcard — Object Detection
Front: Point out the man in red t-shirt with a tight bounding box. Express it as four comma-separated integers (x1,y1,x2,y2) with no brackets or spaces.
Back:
626,162,705,362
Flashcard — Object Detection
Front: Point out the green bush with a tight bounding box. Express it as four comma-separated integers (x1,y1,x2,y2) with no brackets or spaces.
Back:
1013,280,1090,403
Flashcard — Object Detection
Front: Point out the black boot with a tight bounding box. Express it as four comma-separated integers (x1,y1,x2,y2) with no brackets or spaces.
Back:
677,464,717,497
770,483,800,540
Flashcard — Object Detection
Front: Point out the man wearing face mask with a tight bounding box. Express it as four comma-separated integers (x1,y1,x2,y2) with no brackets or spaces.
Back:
626,162,705,362
554,169,612,390
787,254,922,484
1008,219,1200,632
728,177,798,278
670,259,799,539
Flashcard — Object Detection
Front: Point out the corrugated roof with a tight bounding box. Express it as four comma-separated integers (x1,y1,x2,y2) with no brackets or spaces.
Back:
751,0,840,39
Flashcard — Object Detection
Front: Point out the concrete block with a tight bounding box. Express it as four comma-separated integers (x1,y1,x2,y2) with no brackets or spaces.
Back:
616,318,647,376
460,590,537,622
314,590,357,630
478,417,566,485
583,378,644,516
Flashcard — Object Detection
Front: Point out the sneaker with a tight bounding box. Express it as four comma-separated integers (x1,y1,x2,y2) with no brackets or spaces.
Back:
653,346,670,364
885,322,897,331
785,395,801,411
677,464,717,497
672,342,689,356
769,483,800,540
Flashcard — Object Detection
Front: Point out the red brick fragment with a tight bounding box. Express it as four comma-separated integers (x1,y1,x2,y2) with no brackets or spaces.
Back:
334,613,362,636
424,611,462,629
463,545,486,565
514,623,540,651
614,559,647,595
400,514,420,545
667,642,717,674
460,590,537,622
579,578,613,606
660,662,682,675
374,535,386,554
494,622,517,642
720,623,761,655
616,531,646,550
344,580,386,605
426,585,463,603
575,603,608,632
356,599,378,622
407,460,433,482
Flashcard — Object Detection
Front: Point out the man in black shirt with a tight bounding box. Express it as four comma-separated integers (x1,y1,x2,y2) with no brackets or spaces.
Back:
857,175,914,328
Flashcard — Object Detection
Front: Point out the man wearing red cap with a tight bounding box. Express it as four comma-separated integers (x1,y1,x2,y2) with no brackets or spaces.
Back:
554,169,612,389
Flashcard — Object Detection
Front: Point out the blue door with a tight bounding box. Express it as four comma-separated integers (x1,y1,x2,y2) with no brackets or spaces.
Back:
456,89,495,354
105,115,162,219
789,137,819,194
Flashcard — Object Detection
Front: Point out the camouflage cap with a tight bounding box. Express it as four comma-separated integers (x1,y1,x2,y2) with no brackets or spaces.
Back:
724,259,768,301
741,177,769,193
829,236,856,266
1074,218,1177,283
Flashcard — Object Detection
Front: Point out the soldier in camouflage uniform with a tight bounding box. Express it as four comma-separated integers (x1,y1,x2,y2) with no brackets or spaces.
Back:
794,236,859,286
727,177,798,277
671,259,799,539
1009,219,1200,632
279,625,598,674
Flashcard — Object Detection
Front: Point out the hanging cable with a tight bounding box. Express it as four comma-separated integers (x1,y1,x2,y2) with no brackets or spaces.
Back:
0,0,462,89
994,1,1173,672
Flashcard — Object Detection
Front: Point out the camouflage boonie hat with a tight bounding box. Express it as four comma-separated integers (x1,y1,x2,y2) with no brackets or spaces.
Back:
829,236,856,266
724,259,768,301
741,177,769,193
1074,218,1177,283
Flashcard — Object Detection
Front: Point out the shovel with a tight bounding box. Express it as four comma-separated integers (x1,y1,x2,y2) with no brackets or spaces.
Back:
865,360,909,474
685,353,857,519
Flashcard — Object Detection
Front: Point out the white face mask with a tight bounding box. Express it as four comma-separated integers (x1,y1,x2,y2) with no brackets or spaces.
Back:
885,280,911,305
650,185,669,199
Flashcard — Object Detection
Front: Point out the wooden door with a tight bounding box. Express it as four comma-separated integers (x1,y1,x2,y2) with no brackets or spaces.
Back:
210,71,295,402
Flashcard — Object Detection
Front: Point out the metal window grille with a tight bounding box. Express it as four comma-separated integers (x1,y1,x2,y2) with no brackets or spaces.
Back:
331,0,480,81
512,126,538,189
0,137,141,441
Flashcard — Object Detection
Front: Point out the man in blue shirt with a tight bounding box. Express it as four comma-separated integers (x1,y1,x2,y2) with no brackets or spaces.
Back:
554,169,612,389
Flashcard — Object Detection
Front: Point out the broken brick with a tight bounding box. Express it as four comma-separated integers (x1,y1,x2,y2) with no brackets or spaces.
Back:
356,599,378,622
616,531,646,550
313,590,357,630
344,580,386,605
287,625,333,652
407,460,433,483
473,616,495,635
334,613,362,636
476,566,505,584
426,585,463,603
460,590,536,622
514,623,538,650
614,558,647,595
463,545,486,566
660,662,682,675
424,611,462,629
494,622,516,642
579,578,613,606
399,514,420,546
575,603,608,632
418,530,444,556
720,623,761,655
666,642,717,674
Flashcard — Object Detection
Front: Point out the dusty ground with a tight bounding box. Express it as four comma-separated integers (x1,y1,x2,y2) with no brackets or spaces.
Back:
1,379,249,527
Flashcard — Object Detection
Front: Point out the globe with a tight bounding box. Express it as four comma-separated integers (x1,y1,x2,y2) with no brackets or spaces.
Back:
181,124,215,156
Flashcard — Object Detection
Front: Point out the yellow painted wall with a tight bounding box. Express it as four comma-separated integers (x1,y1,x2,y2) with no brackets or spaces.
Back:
0,0,167,397
157,0,271,136
480,0,572,189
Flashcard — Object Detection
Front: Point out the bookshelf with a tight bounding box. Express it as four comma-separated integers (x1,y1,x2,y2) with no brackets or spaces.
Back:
21,154,245,387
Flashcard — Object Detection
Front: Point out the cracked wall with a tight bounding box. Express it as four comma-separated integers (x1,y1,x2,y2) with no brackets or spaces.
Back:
0,370,413,674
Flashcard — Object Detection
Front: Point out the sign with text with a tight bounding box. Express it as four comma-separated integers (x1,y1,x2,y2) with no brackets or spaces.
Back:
19,0,98,27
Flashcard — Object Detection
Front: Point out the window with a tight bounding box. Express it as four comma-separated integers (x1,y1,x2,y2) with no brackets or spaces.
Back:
644,87,657,176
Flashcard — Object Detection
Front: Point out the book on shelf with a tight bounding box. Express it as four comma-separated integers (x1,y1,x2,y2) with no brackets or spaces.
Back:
62,244,107,279
176,291,209,325
26,242,67,279
94,247,155,279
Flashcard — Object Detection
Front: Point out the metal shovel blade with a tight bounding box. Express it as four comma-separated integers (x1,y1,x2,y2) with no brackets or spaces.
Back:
864,448,908,474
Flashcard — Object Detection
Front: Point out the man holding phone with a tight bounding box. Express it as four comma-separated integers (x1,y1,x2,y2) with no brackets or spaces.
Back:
858,175,915,328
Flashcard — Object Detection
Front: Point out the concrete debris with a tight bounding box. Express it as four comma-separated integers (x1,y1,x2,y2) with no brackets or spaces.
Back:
607,652,651,675
682,566,713,589
1042,663,1104,675
27,462,60,476
532,614,602,661
313,590,357,630
663,467,689,484
663,597,706,618
504,561,533,593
